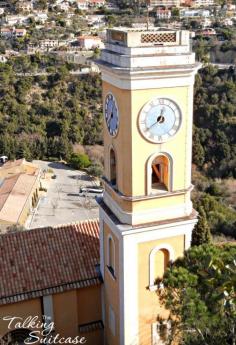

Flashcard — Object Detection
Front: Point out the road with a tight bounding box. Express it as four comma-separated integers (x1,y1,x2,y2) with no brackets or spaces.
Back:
26,161,99,229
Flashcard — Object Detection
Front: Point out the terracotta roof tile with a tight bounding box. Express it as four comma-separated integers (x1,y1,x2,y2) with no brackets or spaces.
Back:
0,220,100,304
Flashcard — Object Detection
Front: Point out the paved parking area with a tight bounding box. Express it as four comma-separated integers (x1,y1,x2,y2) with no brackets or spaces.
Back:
26,161,100,229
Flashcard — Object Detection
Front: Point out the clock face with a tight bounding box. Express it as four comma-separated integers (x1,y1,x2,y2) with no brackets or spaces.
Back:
105,93,119,137
139,98,182,143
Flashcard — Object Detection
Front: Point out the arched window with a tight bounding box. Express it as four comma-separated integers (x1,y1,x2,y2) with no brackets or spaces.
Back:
107,235,115,277
151,155,169,192
149,244,174,290
110,148,117,187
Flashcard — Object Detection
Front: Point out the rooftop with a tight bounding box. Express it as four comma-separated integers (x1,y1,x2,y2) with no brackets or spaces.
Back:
0,219,100,305
0,173,39,223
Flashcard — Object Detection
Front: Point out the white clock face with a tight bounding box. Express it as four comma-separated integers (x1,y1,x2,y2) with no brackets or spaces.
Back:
139,98,182,143
105,93,119,137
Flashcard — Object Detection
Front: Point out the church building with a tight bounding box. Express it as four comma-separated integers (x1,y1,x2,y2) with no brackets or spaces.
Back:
0,28,200,345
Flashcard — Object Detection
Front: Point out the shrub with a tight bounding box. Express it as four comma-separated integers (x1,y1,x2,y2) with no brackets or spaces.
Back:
69,153,91,170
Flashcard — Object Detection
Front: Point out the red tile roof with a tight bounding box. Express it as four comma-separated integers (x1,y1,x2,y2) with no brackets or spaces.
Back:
0,219,100,305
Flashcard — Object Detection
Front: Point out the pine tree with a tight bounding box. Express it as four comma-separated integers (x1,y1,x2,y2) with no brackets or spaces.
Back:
191,206,211,246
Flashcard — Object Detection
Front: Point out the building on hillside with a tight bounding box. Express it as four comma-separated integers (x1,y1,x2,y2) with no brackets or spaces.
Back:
0,27,27,38
156,8,172,18
78,35,104,49
180,8,210,16
76,0,89,10
0,28,12,38
0,220,103,344
4,15,29,25
0,27,200,345
0,55,7,63
14,28,27,37
192,0,214,6
148,0,180,8
57,0,70,11
16,1,33,12
32,11,48,23
88,0,105,7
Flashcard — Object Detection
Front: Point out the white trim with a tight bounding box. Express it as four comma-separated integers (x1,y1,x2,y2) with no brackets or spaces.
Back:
101,68,197,90
103,190,192,225
146,151,173,195
149,243,175,288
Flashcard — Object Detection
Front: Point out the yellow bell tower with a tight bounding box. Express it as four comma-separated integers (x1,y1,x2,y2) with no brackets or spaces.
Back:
97,28,200,345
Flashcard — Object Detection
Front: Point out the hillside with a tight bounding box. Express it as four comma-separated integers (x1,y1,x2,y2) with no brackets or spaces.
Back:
0,58,235,239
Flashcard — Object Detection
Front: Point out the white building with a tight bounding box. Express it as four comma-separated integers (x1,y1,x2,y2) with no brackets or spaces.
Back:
5,15,29,25
180,8,210,17
16,1,33,12
76,0,89,10
0,55,7,63
0,28,12,38
32,12,48,23
14,28,27,38
156,8,172,18
78,35,104,49
149,0,180,8
192,0,214,7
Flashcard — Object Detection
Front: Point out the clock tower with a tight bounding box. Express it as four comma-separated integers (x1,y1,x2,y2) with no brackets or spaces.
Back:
97,28,201,345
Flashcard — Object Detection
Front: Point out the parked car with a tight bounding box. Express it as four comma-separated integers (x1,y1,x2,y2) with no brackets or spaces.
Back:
79,186,103,197
80,186,103,194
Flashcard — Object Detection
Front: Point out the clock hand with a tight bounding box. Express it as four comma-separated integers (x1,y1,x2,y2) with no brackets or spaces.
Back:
146,107,166,130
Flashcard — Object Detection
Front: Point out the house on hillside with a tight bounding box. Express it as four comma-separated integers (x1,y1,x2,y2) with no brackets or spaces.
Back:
78,35,104,49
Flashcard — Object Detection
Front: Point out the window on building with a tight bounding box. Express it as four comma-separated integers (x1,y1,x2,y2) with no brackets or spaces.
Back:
110,148,117,187
107,236,115,277
151,155,169,192
149,245,174,290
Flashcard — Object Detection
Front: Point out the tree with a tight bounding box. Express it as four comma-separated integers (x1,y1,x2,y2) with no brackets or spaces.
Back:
158,244,236,345
191,206,211,246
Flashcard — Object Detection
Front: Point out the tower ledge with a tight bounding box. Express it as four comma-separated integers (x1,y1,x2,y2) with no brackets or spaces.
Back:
97,28,200,72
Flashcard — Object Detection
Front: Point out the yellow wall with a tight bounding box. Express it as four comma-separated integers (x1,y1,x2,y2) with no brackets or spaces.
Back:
103,81,192,216
131,86,191,195
53,290,78,338
0,286,103,345
0,298,42,337
138,235,185,344
103,81,133,196
103,222,120,345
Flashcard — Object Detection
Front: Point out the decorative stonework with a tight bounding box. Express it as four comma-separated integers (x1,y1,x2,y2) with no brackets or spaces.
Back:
141,32,176,44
